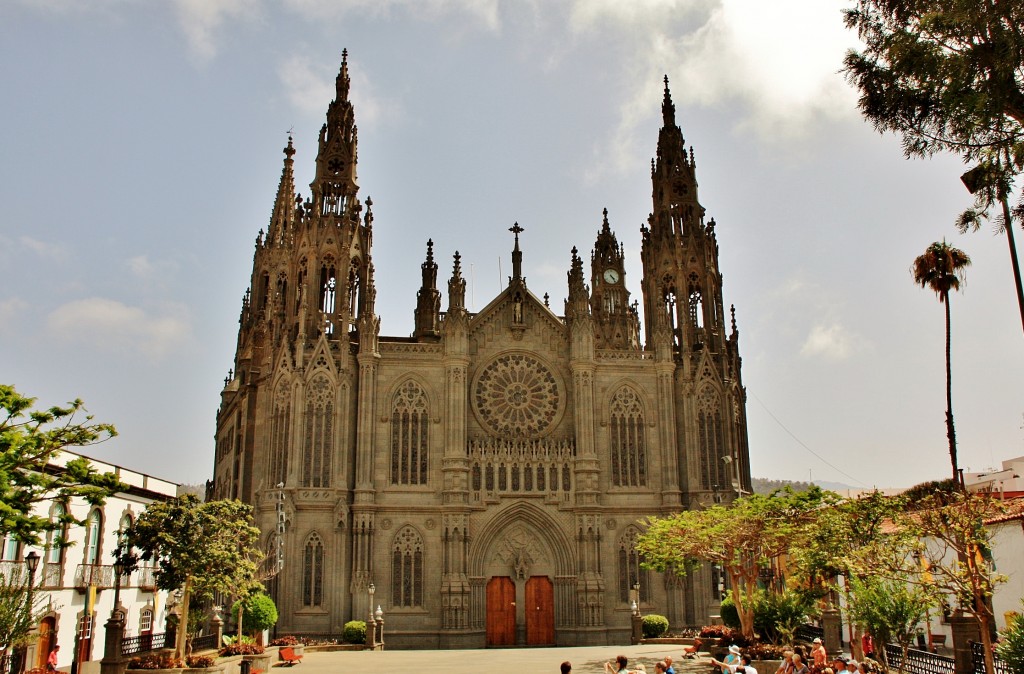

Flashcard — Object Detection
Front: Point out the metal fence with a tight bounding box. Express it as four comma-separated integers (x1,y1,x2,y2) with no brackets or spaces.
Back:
796,624,824,643
971,641,1012,674
191,633,219,652
122,632,167,657
884,644,955,674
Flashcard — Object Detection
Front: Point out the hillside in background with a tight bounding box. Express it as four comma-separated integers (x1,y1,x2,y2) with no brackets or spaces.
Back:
751,477,857,494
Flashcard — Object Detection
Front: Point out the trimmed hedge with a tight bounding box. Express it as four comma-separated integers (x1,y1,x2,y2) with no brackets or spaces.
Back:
642,614,670,639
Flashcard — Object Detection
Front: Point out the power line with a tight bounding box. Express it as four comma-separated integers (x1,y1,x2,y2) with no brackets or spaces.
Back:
748,389,869,488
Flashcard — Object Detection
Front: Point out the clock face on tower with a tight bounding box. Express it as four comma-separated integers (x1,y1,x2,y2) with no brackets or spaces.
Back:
603,268,620,284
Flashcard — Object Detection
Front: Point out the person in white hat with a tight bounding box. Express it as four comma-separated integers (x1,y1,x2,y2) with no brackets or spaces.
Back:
715,645,741,674
812,637,827,667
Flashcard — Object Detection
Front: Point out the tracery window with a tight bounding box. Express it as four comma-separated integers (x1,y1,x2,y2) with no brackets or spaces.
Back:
617,527,651,604
698,385,726,490
390,381,428,485
302,374,333,488
270,379,291,486
302,532,324,607
609,387,647,487
391,527,424,608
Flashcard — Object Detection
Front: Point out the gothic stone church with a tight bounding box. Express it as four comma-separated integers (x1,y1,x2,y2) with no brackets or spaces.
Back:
211,53,752,648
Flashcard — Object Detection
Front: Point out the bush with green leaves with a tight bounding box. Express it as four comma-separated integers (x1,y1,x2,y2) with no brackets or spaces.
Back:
996,611,1024,674
720,592,741,630
752,588,814,644
343,620,366,644
231,593,279,635
643,614,670,638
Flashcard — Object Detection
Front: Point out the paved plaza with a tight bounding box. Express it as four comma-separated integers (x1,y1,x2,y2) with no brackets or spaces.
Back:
290,646,711,674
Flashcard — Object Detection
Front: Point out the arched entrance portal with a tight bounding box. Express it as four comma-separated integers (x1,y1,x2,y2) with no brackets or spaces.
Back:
471,502,573,647
35,616,56,670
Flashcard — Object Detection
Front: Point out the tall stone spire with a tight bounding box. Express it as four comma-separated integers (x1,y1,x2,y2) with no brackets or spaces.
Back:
448,251,466,312
267,135,296,246
414,239,441,339
565,246,590,320
311,50,359,217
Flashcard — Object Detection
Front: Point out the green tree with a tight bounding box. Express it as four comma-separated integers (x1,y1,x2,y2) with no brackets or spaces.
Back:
1,384,123,545
636,487,836,639
120,496,263,662
843,0,1024,332
0,571,48,673
995,609,1024,674
856,492,1010,674
231,593,278,636
846,575,934,671
912,241,971,487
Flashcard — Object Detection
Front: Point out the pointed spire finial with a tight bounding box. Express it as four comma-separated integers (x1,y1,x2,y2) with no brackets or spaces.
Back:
662,74,676,126
453,250,462,277
426,239,435,264
510,222,524,281
602,208,611,232
730,304,737,333
284,133,295,160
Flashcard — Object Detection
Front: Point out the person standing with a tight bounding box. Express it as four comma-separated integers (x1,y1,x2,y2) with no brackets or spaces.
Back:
664,656,676,674
47,645,60,673
861,633,875,660
605,655,629,674
812,637,827,667
791,653,809,674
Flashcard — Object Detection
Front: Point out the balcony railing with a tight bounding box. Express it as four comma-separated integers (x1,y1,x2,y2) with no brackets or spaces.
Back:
41,562,63,588
0,560,29,584
74,563,114,589
137,566,157,590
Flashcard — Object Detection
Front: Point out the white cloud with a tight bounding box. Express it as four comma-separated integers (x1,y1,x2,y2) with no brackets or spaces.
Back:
801,321,853,360
46,297,191,358
173,0,262,63
127,254,179,280
574,0,860,177
278,53,394,129
282,0,501,30
20,235,68,261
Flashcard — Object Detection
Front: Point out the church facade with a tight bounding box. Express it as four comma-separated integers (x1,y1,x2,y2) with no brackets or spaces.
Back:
210,53,752,648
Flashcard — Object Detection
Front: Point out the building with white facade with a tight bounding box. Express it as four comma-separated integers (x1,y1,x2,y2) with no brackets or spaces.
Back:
0,451,178,673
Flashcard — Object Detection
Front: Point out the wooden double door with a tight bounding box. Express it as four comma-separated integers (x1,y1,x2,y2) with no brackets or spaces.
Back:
486,576,554,646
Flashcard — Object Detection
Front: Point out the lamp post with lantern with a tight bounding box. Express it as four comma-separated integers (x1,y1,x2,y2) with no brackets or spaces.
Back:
20,552,40,674
100,560,126,674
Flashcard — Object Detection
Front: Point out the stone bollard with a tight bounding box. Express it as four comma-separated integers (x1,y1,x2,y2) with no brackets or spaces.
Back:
822,608,843,657
631,614,643,645
948,615,980,674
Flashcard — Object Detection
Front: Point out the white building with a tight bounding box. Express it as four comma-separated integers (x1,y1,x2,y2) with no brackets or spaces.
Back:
0,451,178,673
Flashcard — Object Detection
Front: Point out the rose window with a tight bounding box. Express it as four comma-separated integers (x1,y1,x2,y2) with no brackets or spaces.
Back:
473,354,561,437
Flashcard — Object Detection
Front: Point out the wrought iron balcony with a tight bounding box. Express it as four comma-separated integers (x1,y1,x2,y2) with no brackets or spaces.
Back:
74,563,114,590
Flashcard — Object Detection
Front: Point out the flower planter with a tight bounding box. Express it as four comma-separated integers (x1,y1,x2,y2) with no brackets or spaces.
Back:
242,653,271,673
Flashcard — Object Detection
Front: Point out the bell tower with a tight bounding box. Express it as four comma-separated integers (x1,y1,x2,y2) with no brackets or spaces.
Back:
639,76,751,504
589,209,640,350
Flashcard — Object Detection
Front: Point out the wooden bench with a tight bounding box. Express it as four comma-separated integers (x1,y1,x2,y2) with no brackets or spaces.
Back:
279,648,302,666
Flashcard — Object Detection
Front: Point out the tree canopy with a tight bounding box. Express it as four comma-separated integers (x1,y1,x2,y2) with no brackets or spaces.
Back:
121,495,263,661
1,384,123,546
843,0,1024,330
636,487,836,638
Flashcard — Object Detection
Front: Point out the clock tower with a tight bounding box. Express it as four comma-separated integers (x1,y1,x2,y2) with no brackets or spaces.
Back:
590,208,640,350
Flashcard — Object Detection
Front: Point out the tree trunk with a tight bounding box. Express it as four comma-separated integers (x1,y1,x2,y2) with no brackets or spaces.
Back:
174,577,192,663
998,164,1024,336
729,570,755,639
943,294,959,488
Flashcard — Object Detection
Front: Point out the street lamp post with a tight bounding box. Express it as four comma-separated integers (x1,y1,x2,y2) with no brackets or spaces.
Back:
21,552,40,674
366,583,376,650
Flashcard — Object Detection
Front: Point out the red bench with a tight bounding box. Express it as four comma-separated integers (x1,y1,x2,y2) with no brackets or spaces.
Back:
279,648,302,666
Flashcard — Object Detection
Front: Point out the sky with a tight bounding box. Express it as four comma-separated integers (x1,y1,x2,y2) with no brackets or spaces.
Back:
1,0,1021,490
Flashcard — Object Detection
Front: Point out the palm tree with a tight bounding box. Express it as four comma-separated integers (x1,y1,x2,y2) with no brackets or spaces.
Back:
911,241,971,489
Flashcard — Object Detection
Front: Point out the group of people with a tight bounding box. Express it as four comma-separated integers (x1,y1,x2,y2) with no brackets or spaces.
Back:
559,632,877,674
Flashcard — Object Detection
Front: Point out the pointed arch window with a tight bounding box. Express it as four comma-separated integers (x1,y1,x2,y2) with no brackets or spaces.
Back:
391,527,424,608
302,374,333,488
697,385,726,490
688,275,703,330
270,379,291,486
46,502,67,565
390,381,428,485
609,387,647,487
265,534,282,606
302,532,324,608
617,527,650,604
319,263,337,335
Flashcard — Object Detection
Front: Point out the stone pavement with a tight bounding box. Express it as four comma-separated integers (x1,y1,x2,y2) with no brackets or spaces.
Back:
288,646,714,674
